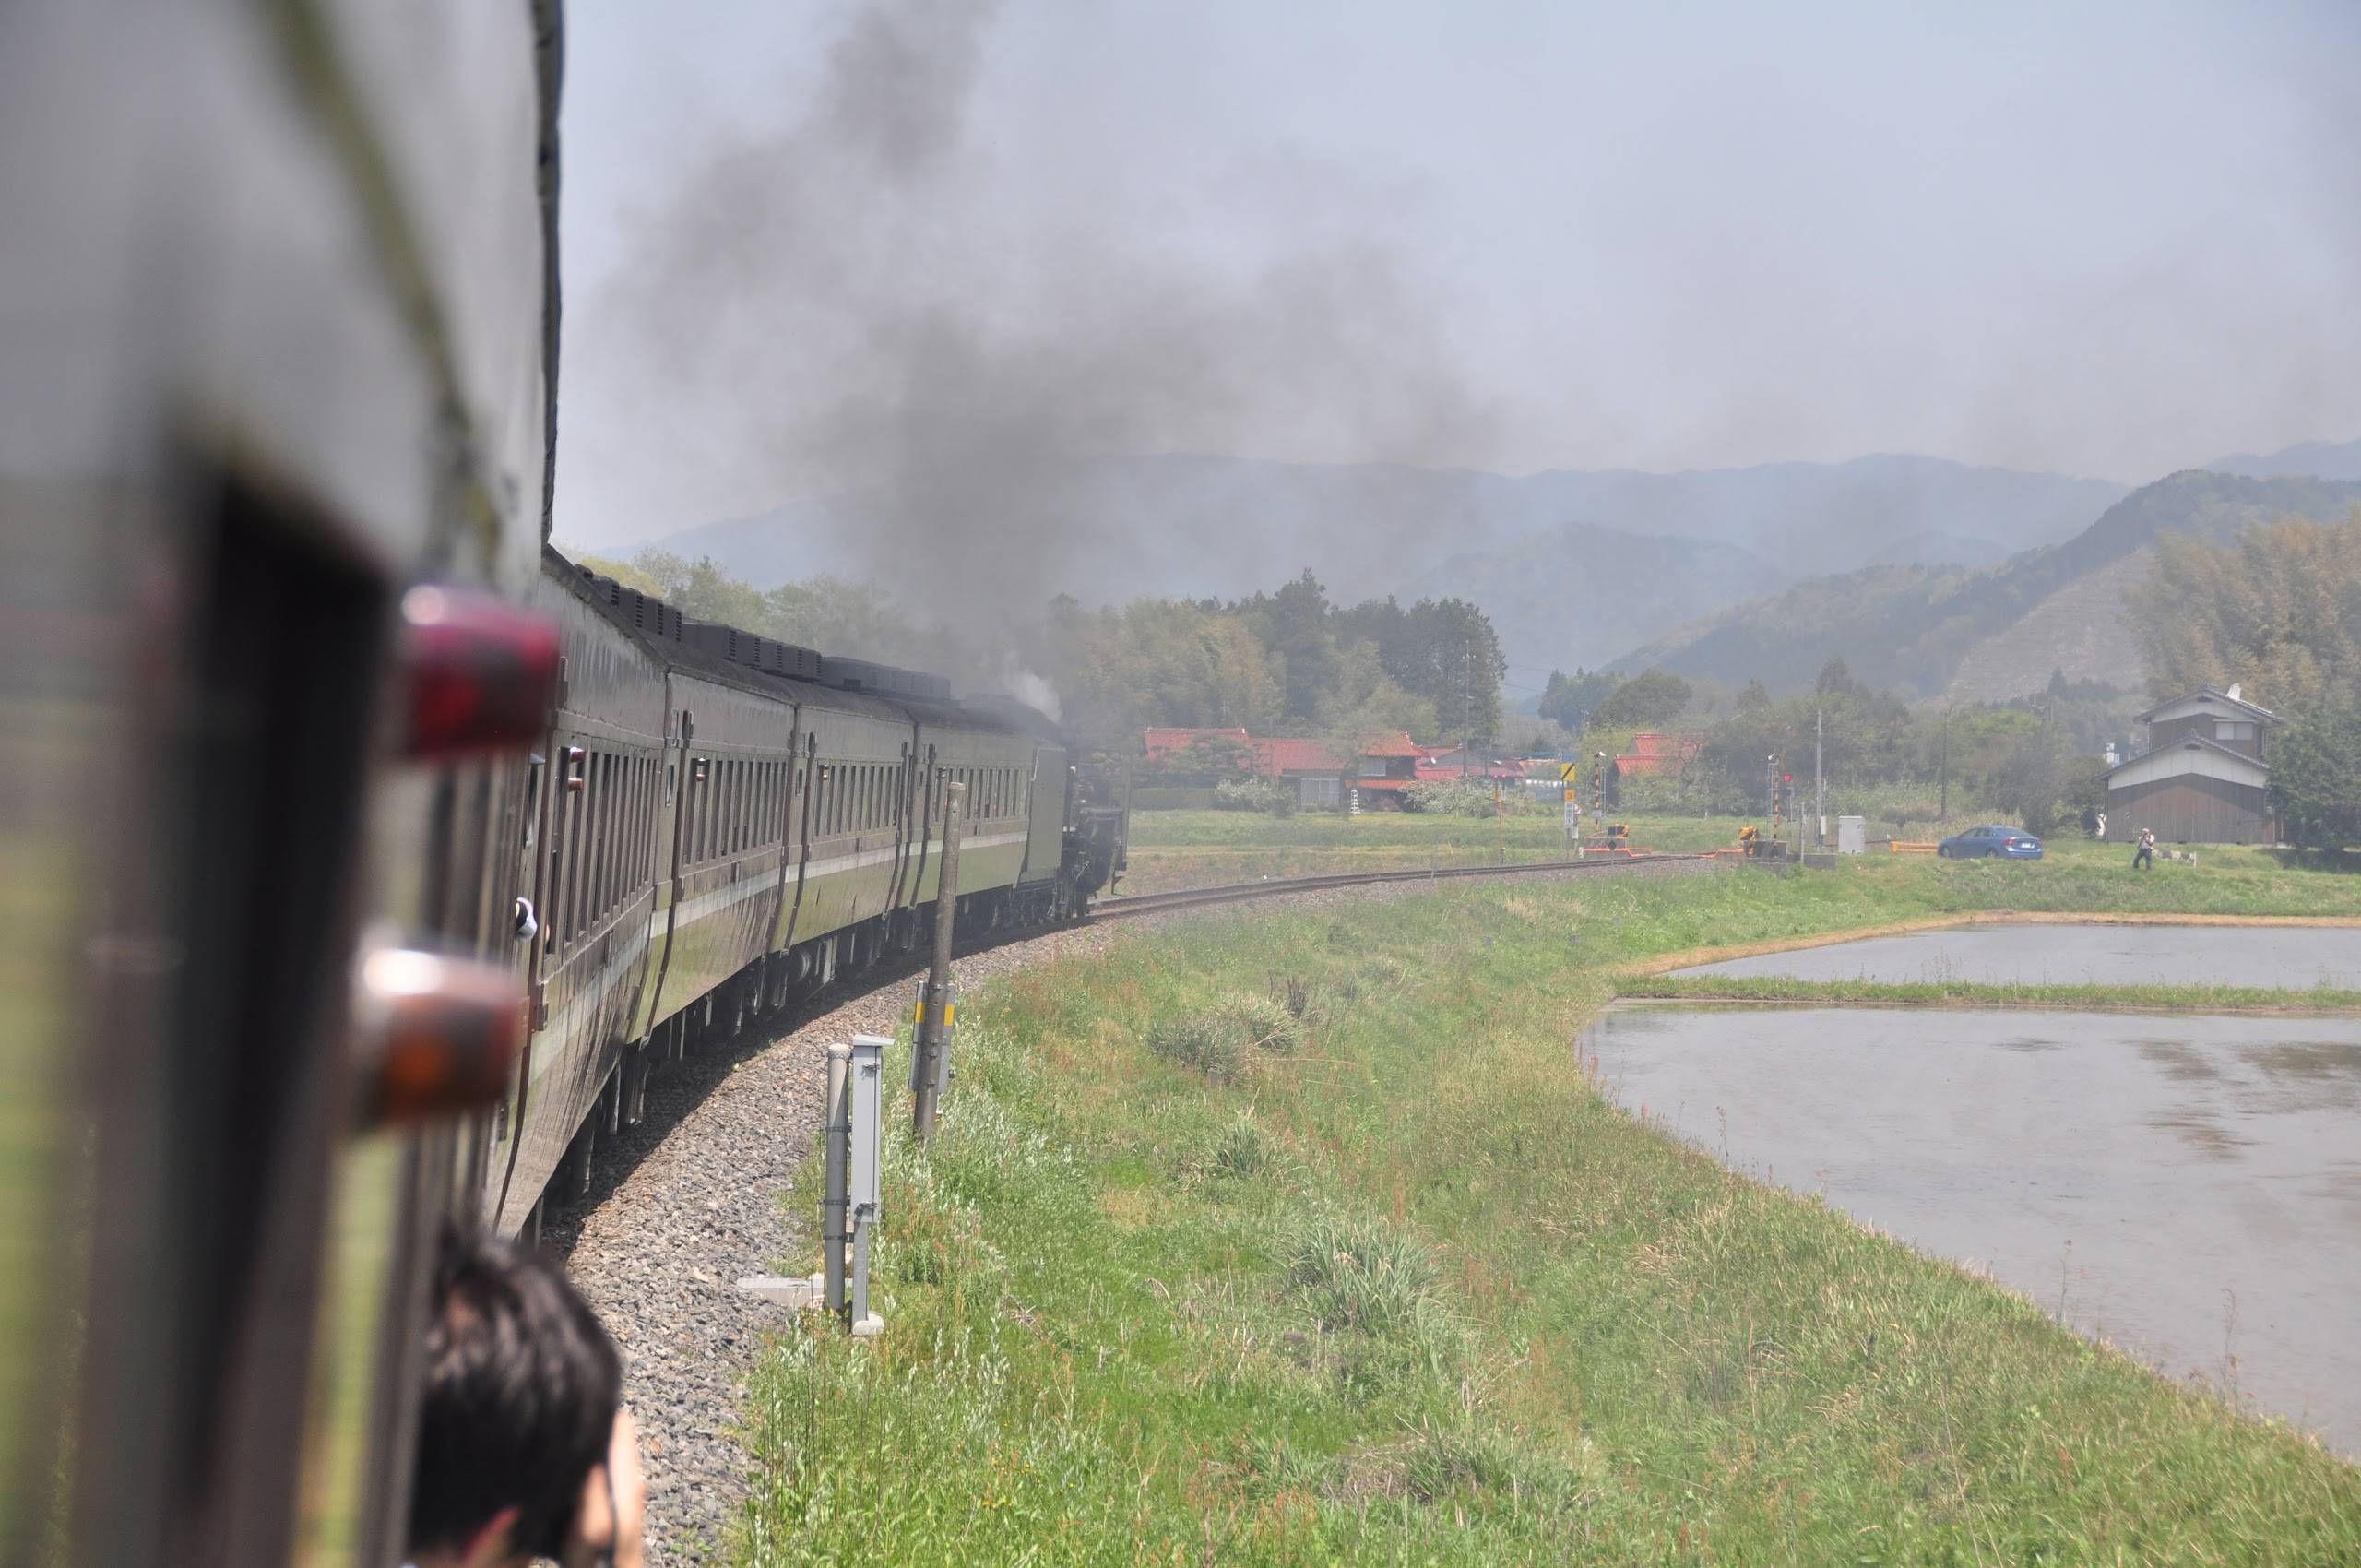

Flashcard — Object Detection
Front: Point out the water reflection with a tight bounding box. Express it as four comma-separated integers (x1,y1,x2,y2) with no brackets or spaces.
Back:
1586,1004,2361,1455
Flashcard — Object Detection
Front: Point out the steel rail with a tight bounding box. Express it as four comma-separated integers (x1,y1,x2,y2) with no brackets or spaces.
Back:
1086,851,1706,921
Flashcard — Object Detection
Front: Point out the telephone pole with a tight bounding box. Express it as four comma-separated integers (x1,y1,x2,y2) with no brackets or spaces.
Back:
1940,707,1952,824
912,778,965,1142
1814,707,1824,848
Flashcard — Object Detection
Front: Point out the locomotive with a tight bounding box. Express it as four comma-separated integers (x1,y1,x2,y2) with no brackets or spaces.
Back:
0,3,1120,1563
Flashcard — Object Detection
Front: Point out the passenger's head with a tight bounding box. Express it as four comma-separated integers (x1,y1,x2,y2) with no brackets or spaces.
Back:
408,1223,622,1566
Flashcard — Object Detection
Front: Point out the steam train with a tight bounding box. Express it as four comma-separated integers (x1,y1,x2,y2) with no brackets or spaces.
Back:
498,552,1127,1236
0,3,1118,1564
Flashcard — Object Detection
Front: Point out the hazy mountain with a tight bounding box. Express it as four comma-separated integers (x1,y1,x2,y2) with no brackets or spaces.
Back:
1404,523,1774,685
1620,471,2361,700
619,452,2123,628
2205,436,2361,482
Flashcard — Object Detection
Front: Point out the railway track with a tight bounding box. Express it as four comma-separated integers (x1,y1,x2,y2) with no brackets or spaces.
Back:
1088,850,1707,920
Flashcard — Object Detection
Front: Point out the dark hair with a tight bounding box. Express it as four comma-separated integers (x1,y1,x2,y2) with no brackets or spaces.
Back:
407,1223,622,1558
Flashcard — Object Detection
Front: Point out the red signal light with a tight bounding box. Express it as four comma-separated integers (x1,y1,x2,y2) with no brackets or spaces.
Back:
400,584,561,758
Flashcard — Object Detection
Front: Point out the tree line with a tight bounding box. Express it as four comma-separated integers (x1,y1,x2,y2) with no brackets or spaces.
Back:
1563,659,2108,837
2128,508,2361,849
570,550,1507,763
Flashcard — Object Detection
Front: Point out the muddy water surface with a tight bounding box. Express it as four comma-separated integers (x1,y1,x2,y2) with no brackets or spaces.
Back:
1587,1004,2361,1454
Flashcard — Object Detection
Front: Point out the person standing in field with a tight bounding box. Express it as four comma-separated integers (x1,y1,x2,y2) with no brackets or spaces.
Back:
2133,826,2155,871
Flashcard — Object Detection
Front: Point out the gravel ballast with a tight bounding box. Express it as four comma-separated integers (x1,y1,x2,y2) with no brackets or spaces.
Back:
554,857,1724,1561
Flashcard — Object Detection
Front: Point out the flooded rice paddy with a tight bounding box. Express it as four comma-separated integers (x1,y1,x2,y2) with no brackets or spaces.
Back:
1679,921,2361,990
1593,921,2361,1453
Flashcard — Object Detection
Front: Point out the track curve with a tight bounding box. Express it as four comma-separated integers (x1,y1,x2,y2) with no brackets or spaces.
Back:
1087,850,1706,920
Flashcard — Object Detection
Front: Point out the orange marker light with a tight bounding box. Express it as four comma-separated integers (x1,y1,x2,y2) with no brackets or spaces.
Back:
352,945,526,1126
400,584,562,758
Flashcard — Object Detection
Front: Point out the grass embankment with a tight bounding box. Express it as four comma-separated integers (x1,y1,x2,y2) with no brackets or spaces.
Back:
1619,972,2361,1013
735,859,2361,1564
1118,809,2358,896
1119,810,1738,892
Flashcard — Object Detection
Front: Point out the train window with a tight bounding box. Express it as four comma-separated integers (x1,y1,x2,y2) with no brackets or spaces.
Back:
696,763,711,865
580,755,599,925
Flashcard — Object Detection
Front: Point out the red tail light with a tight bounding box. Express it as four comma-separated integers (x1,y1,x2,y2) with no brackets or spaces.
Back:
351,945,526,1126
399,584,561,758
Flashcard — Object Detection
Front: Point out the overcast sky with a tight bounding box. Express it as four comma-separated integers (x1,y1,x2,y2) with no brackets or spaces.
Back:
553,0,2361,551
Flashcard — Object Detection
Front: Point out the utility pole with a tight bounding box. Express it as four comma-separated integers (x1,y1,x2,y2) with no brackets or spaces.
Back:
911,778,965,1142
1940,707,1951,824
1814,707,1824,848
1460,639,1473,778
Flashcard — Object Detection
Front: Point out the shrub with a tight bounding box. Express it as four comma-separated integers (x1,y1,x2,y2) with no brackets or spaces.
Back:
1282,1213,1445,1339
1145,1009,1240,1081
1405,779,1539,817
1404,1422,1594,1512
1213,775,1295,814
1205,1111,1292,1182
1224,993,1305,1055
1146,994,1304,1081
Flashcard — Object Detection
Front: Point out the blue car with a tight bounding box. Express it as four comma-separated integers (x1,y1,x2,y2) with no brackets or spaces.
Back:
1938,825,2044,859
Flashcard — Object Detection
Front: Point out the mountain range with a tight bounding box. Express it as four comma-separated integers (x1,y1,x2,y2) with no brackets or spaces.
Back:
621,451,2127,693
611,437,2358,708
1619,469,2361,701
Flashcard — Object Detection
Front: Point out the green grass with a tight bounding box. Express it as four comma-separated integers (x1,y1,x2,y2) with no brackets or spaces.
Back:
1117,809,2361,896
733,859,2361,1564
1619,973,2361,1013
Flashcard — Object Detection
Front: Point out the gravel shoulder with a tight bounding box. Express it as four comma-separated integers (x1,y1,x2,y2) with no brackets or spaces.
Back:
554,858,1721,1562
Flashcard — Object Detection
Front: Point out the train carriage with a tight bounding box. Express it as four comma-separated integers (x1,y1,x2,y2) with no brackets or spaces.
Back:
0,2,1128,1559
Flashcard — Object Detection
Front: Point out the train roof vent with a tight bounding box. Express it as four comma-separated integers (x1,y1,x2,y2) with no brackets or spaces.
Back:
817,656,952,702
575,568,682,640
682,619,823,681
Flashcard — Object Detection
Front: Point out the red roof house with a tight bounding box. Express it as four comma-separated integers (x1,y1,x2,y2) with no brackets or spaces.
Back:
1616,731,1699,778
1139,727,1423,809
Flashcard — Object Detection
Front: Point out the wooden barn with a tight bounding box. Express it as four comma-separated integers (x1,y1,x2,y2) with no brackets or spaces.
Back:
2103,684,2279,844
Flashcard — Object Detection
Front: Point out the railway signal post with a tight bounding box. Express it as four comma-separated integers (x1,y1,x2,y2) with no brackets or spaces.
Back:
913,779,967,1141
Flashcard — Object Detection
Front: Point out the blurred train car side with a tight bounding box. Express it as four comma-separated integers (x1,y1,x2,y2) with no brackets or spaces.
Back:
0,5,1130,1565
0,3,563,1565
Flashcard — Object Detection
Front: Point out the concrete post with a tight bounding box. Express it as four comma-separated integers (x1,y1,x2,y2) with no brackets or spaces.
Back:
848,1035,886,1336
912,780,965,1142
822,1042,850,1315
